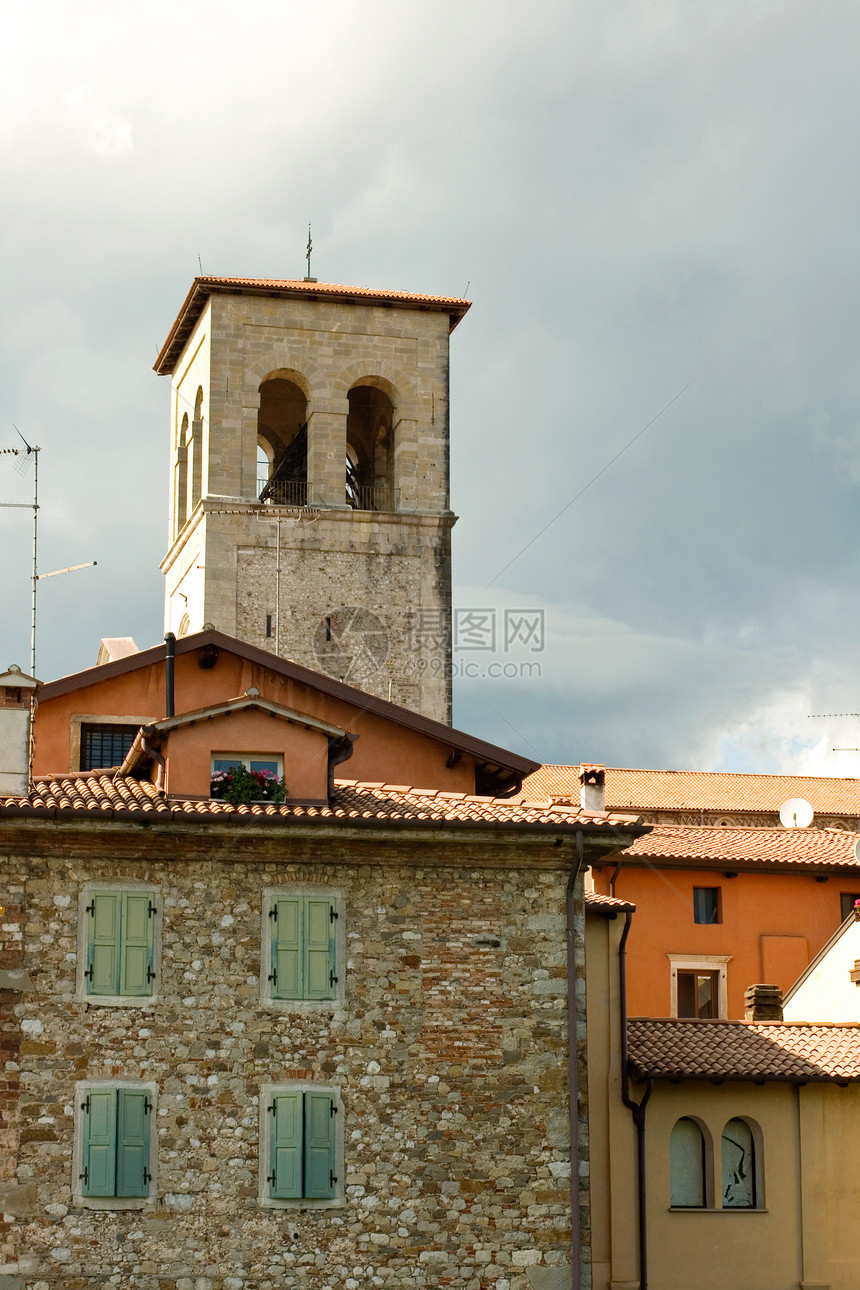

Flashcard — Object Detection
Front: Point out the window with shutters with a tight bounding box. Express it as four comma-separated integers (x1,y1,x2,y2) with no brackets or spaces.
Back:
74,1082,157,1208
262,887,343,1008
78,886,159,1006
259,1084,343,1208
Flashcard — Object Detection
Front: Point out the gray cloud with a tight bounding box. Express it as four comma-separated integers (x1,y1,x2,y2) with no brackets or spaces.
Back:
3,0,860,774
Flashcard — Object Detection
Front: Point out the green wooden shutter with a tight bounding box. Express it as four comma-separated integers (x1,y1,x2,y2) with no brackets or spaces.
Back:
304,1092,336,1199
272,897,301,999
305,900,335,1000
270,1093,302,1198
120,892,154,997
116,1089,150,1196
82,1090,117,1196
87,893,120,995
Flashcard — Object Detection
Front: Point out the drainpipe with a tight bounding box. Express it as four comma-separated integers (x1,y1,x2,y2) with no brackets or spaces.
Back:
566,830,585,1289
164,633,175,719
619,910,652,1290
142,733,166,794
327,733,357,801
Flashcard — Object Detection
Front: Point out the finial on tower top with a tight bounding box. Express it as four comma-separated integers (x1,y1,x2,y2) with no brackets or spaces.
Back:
304,224,317,283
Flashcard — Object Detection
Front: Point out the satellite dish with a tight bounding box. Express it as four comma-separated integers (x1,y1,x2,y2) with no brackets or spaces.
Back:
854,837,860,865
779,798,814,829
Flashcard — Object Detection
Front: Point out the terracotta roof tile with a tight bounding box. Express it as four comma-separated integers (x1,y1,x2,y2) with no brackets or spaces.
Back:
628,1018,860,1082
1,774,644,833
191,275,470,308
517,765,860,816
585,891,637,913
155,278,471,373
620,823,859,869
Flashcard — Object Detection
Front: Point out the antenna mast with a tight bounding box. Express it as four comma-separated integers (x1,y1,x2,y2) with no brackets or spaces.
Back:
0,431,40,674
1,435,96,677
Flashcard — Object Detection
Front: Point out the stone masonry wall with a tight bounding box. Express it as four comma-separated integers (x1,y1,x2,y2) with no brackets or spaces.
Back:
0,896,25,1270
230,509,453,722
3,824,582,1289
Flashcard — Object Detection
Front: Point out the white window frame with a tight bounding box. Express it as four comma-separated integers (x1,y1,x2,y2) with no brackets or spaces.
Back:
72,1080,158,1210
260,885,345,1012
76,882,162,1009
258,1082,344,1210
211,753,284,776
668,954,731,1020
210,753,286,800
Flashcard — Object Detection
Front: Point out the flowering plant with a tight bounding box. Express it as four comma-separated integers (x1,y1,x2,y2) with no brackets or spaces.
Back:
210,764,287,805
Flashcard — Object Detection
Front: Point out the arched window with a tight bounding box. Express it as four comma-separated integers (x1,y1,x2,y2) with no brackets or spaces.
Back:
189,386,204,511
670,1117,707,1208
174,413,189,538
257,441,273,487
257,376,307,505
346,383,394,510
721,1118,758,1208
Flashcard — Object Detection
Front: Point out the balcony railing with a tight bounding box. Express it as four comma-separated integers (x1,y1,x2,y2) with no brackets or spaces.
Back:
258,478,394,512
258,477,308,506
346,484,392,512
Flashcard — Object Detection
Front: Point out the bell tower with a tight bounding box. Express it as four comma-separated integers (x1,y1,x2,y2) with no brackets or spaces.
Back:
155,276,469,725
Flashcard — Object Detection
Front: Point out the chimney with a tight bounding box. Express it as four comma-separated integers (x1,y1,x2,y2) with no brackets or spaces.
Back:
579,763,606,813
744,984,783,1023
0,665,40,797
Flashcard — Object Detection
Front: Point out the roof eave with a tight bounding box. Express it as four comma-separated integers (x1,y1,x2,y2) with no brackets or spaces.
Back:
154,277,471,374
37,629,540,789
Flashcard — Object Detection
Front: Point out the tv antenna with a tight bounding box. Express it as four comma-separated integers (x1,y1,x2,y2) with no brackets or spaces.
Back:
1,431,96,676
808,710,860,753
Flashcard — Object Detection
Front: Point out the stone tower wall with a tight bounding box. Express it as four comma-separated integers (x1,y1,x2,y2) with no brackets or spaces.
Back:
162,290,458,723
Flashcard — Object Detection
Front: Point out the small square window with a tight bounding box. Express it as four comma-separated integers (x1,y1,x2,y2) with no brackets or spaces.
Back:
693,887,721,924
677,970,720,1018
840,893,860,922
80,724,140,771
210,754,285,801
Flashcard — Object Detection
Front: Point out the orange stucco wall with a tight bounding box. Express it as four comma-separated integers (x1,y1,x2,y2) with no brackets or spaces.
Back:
33,650,476,793
591,864,854,1018
164,713,329,800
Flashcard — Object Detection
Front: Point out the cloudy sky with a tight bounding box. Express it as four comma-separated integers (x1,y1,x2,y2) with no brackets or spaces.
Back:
3,0,860,777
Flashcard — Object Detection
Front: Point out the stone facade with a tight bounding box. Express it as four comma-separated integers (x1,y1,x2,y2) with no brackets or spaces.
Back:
2,820,588,1290
159,286,464,725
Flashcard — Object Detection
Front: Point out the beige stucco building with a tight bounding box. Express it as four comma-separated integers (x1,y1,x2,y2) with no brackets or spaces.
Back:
155,278,471,725
586,895,860,1290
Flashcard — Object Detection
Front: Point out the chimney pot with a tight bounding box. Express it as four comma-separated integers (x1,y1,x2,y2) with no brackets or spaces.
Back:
579,763,606,813
744,983,783,1023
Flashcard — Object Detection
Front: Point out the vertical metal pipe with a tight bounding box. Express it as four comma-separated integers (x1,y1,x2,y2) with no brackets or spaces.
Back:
619,910,651,1290
164,633,175,718
566,831,584,1288
29,447,39,679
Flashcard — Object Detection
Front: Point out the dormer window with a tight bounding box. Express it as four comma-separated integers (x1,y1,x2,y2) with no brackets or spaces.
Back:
210,755,286,803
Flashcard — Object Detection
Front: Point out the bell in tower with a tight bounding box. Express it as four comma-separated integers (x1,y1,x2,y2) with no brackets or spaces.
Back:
155,276,470,725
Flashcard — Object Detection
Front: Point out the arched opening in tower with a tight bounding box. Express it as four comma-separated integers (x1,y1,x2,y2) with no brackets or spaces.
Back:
257,376,308,506
346,384,394,511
